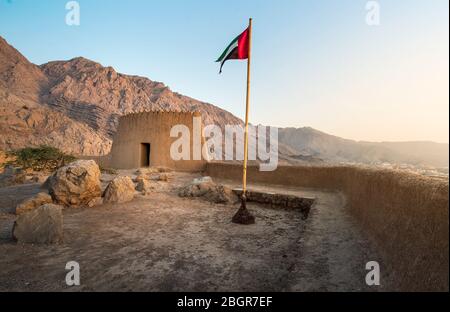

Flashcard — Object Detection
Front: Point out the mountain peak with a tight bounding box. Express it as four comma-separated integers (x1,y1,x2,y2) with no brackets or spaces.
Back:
0,35,29,65
0,36,48,101
67,56,103,67
0,37,242,156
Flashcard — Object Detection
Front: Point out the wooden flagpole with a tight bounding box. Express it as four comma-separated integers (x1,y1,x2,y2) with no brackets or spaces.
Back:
242,18,252,197
232,18,255,225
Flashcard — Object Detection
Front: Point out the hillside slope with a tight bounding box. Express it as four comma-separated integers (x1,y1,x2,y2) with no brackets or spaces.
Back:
0,36,447,168
279,127,448,167
0,36,241,155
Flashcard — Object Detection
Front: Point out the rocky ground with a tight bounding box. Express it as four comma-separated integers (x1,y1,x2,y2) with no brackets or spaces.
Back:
0,166,382,292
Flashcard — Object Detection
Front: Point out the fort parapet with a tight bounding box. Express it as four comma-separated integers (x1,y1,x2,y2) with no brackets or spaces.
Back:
206,162,449,291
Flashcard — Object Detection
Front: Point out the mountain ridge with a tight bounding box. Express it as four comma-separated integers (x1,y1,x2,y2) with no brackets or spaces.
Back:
0,36,242,155
278,127,448,167
0,35,448,168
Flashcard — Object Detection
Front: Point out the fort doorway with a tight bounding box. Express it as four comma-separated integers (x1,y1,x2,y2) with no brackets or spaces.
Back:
140,143,151,167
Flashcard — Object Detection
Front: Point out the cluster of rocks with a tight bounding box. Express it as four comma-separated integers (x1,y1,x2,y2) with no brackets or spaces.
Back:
133,167,172,195
136,166,171,179
8,160,149,244
178,176,238,204
3,160,175,244
7,160,101,244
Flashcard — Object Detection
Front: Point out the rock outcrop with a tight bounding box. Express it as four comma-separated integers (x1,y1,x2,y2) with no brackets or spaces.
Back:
13,204,63,244
47,160,102,206
103,176,135,203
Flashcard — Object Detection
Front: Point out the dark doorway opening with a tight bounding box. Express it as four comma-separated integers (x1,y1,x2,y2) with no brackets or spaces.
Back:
140,143,151,167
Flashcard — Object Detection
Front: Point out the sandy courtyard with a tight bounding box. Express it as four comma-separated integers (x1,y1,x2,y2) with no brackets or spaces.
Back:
0,172,381,291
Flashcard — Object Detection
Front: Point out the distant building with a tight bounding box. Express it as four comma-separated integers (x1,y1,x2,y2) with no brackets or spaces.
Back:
107,111,206,171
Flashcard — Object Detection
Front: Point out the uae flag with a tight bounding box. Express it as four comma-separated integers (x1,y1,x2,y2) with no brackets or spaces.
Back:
216,27,250,73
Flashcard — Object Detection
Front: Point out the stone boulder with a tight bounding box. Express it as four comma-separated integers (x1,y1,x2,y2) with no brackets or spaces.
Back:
178,177,238,204
103,176,135,203
47,160,102,207
16,192,53,215
135,176,154,194
13,204,63,244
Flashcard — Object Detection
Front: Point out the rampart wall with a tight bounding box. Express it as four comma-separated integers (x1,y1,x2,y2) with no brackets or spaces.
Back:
205,162,449,291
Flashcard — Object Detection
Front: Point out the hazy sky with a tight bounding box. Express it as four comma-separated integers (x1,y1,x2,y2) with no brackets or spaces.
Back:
0,0,448,143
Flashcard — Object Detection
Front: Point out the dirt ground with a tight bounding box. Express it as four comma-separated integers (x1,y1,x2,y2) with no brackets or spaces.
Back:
0,171,382,292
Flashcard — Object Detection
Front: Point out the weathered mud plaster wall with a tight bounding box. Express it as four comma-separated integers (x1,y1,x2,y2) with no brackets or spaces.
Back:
206,162,449,291
108,112,206,171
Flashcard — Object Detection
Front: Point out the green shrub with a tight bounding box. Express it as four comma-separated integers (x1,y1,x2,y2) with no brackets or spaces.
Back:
8,145,77,172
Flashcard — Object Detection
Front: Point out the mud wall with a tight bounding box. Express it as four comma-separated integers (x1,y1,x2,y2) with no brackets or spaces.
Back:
205,162,449,291
108,112,206,171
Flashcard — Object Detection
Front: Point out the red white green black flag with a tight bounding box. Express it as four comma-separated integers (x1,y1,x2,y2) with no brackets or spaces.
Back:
217,19,255,224
216,27,250,73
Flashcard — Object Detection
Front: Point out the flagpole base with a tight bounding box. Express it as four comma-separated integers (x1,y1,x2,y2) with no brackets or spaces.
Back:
232,195,255,225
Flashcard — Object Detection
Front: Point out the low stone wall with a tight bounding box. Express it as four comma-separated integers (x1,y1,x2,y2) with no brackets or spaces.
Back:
205,162,449,291
232,189,314,220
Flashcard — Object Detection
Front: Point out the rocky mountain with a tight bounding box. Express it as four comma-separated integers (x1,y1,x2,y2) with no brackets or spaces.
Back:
0,36,241,156
279,127,449,168
0,36,447,169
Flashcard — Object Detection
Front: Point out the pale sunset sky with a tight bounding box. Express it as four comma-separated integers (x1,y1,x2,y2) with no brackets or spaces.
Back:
0,0,448,143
